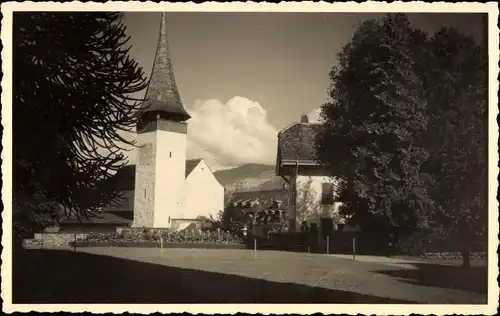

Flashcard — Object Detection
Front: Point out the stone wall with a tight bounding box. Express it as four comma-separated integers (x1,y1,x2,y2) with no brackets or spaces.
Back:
23,233,88,249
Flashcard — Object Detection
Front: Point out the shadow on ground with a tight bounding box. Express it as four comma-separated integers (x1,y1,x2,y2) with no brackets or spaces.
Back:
13,249,415,304
373,263,488,295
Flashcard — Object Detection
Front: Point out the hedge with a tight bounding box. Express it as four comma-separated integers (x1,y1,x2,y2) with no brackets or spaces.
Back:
73,241,246,249
421,252,487,261
76,228,244,246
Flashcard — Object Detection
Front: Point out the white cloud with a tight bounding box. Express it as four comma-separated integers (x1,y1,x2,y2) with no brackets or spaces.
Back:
117,96,278,171
307,107,324,123
186,97,278,170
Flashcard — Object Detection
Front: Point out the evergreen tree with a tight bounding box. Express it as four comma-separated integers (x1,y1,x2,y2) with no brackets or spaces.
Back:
13,12,148,225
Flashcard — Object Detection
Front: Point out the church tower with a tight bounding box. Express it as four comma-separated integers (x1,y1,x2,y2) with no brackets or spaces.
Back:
133,12,190,228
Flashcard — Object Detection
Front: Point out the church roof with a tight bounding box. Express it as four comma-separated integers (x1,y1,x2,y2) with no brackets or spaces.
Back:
111,165,136,191
60,211,132,226
185,159,202,177
141,12,191,122
277,122,322,162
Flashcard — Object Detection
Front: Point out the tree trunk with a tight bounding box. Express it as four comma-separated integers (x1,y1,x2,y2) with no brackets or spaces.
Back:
461,250,471,268
458,219,472,268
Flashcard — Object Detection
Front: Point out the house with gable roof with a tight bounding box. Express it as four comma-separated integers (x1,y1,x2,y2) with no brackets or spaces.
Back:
276,114,357,237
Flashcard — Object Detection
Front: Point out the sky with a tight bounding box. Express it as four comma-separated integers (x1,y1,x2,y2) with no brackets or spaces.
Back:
122,12,485,170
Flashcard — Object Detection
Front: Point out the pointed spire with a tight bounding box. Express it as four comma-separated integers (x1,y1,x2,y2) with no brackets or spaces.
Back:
142,12,190,122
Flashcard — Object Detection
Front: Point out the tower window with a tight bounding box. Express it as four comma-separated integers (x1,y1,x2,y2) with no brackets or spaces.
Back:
169,152,172,158
144,189,147,198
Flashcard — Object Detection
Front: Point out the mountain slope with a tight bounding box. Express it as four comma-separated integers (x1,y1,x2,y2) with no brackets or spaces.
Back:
214,164,285,192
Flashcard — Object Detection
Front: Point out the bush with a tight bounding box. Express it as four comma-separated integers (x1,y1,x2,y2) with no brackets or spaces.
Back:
393,234,427,256
242,232,312,251
421,252,487,261
392,227,487,256
81,227,244,245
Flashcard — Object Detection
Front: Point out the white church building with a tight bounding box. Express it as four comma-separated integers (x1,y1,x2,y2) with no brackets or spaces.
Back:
131,12,224,228
60,13,224,231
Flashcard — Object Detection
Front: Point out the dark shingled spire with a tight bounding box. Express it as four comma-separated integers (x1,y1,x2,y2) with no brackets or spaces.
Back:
141,12,191,122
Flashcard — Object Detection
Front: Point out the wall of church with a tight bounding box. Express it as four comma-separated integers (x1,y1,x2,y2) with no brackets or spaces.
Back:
185,160,224,220
154,128,187,227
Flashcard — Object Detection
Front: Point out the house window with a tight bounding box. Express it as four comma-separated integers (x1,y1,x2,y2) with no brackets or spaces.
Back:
321,183,334,205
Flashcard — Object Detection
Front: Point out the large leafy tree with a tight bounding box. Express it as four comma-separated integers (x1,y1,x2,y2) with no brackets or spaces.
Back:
421,27,488,267
13,12,148,230
316,13,489,266
315,14,433,250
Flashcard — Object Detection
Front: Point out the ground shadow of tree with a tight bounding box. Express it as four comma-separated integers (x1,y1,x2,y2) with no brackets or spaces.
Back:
372,262,488,296
13,249,416,304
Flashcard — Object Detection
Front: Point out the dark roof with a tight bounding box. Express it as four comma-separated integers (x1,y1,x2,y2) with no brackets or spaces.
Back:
141,13,190,122
224,189,289,226
253,209,286,225
103,190,135,212
185,159,202,178
277,123,322,162
112,165,136,191
226,189,289,213
59,211,132,225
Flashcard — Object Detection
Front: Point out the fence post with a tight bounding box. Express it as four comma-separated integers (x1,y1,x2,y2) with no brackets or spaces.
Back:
160,236,164,257
73,233,77,252
352,236,356,260
326,235,330,254
254,238,257,260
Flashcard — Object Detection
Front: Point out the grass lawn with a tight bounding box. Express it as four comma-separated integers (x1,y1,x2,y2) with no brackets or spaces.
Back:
12,247,488,304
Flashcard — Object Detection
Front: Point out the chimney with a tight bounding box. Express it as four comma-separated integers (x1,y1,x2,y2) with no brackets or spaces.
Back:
300,114,309,123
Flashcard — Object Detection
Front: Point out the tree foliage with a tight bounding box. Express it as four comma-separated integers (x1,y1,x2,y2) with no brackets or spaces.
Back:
316,14,433,245
421,27,488,264
13,12,148,222
315,13,488,261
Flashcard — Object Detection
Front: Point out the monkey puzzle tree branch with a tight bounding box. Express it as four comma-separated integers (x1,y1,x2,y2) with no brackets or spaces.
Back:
13,12,148,220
